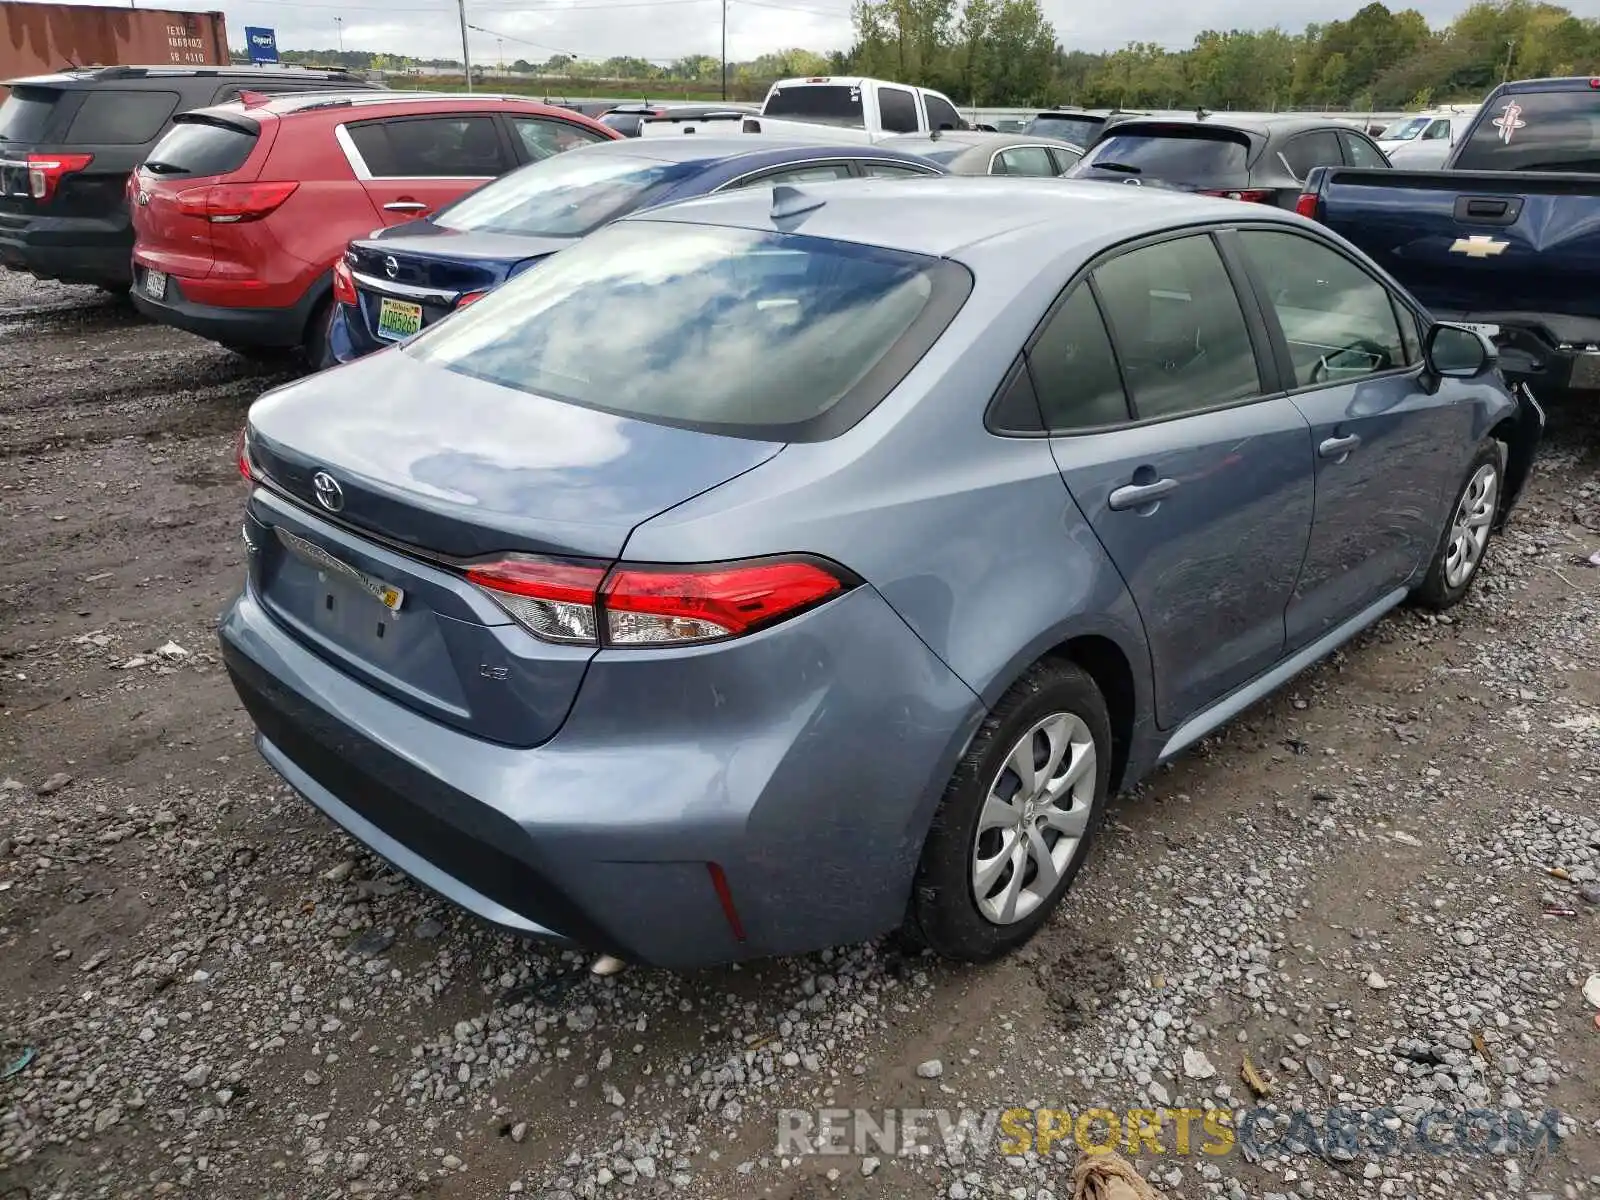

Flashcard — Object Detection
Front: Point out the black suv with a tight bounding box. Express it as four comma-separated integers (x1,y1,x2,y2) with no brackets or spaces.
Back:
0,65,381,292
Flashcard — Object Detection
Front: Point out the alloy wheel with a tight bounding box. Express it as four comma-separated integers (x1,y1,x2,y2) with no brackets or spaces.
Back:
971,711,1096,925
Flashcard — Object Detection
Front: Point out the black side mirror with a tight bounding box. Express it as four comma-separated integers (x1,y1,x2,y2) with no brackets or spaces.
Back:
1423,322,1496,380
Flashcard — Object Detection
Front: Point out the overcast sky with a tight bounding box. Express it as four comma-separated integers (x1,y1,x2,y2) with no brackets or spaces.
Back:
40,0,1600,66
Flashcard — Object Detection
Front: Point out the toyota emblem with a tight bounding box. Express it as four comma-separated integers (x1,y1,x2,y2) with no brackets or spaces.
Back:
383,255,399,280
312,471,344,513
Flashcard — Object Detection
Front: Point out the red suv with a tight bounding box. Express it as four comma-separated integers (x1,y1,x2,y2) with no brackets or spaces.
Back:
129,91,619,361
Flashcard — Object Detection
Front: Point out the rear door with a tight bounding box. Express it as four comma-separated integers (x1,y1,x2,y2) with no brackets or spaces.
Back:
1037,231,1315,728
341,113,516,225
1233,225,1468,648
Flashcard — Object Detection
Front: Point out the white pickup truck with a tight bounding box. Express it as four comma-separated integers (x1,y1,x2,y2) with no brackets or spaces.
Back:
638,76,970,143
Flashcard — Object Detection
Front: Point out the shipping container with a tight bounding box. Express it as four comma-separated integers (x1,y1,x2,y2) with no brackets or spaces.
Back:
2,3,228,84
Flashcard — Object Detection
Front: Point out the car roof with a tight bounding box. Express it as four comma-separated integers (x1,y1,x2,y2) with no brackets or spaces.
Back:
1105,113,1360,138
887,131,1083,152
188,91,583,121
627,175,1292,259
1499,75,1600,93
6,65,371,88
568,135,932,166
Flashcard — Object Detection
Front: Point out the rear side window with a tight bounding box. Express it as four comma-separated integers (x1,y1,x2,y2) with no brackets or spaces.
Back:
1340,131,1388,168
1453,89,1600,171
347,116,509,178
1028,286,1131,431
1049,146,1083,172
734,162,855,188
764,84,864,129
0,86,63,141
1281,130,1343,179
878,86,919,134
925,94,963,132
995,146,1056,176
404,221,970,440
1092,234,1260,419
143,118,259,177
1074,129,1250,186
66,89,179,146
509,116,609,161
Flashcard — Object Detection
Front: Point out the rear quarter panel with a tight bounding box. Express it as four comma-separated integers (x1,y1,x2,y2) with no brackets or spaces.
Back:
259,113,381,276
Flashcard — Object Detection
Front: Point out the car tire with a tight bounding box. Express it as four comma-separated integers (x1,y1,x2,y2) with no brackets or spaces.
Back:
1413,441,1503,611
301,296,333,369
907,659,1110,962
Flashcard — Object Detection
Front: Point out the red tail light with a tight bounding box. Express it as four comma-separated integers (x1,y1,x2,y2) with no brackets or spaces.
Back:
456,290,488,309
176,181,299,224
27,152,93,202
236,426,253,483
464,555,854,647
1200,188,1276,204
1294,192,1320,219
332,257,358,306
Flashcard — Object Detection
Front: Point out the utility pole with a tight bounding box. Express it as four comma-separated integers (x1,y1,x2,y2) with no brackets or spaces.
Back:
458,0,473,91
720,0,727,100
335,16,344,53
496,37,503,73
1502,38,1516,83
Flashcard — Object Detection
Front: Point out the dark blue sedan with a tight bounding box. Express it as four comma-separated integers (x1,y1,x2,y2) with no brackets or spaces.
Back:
324,137,946,364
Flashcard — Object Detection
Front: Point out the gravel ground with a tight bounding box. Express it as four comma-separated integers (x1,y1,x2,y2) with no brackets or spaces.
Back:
2,271,1598,1200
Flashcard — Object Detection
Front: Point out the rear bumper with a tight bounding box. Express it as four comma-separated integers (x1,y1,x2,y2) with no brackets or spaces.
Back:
220,576,981,967
130,266,323,349
326,297,390,365
0,212,133,287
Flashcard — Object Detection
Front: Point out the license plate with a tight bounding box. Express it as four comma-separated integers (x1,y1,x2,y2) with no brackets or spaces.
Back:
143,269,167,301
376,296,423,340
1569,354,1600,390
275,526,404,615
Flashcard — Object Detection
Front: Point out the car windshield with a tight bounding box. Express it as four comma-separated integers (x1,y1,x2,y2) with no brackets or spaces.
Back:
1071,129,1250,185
764,84,864,128
432,151,693,237
404,221,954,437
1451,89,1600,171
1380,117,1431,142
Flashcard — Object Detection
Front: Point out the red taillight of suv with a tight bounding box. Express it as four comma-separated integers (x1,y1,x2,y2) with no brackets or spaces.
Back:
27,153,93,202
1199,188,1276,204
1294,192,1321,219
176,181,300,224
464,556,854,647
332,257,358,305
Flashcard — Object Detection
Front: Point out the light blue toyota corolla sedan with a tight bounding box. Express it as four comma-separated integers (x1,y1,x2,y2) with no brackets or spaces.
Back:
224,178,1543,968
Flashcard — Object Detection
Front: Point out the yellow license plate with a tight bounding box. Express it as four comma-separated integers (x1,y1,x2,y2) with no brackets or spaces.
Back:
376,296,423,340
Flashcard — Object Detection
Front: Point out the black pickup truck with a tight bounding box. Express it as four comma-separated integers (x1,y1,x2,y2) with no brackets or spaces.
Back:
1297,75,1600,391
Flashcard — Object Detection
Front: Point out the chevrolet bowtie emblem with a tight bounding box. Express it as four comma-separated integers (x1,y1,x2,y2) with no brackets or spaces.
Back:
1450,235,1509,258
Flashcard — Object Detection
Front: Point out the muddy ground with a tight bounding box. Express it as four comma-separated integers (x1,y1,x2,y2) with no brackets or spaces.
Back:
2,273,1599,1200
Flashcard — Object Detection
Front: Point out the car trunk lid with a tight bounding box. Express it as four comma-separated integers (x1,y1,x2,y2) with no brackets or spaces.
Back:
345,227,569,342
132,111,267,278
242,350,783,746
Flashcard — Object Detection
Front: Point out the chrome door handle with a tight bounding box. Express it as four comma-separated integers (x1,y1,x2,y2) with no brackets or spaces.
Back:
1108,477,1178,511
383,201,429,212
1318,433,1361,459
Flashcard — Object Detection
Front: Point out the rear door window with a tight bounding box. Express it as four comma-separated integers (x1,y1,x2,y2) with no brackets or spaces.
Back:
142,117,260,178
0,86,65,142
1048,146,1083,172
995,146,1057,176
1092,234,1261,419
404,221,969,440
925,94,963,132
1028,285,1132,430
1452,89,1600,171
1074,128,1250,186
65,89,180,146
1339,131,1388,168
877,86,920,134
763,84,864,128
348,116,510,178
1281,130,1344,180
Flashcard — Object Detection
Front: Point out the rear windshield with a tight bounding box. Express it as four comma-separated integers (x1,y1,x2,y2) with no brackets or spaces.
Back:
1072,128,1250,185
0,86,63,142
1452,89,1600,172
142,117,259,177
1024,115,1102,145
433,150,693,237
764,84,864,128
404,221,969,440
